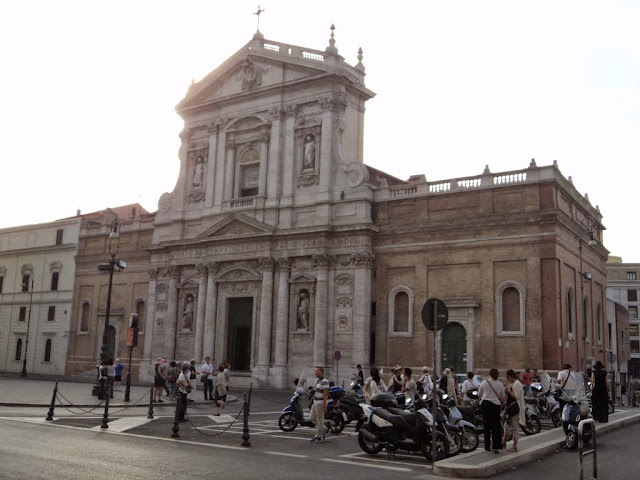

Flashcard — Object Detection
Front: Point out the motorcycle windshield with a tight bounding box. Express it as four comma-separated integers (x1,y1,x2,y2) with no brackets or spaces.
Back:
540,372,552,393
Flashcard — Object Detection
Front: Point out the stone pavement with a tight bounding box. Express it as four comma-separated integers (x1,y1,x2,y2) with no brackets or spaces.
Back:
434,408,640,478
0,375,237,408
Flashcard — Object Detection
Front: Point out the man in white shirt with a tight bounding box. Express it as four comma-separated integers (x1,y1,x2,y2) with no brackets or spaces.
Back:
556,363,577,411
461,371,477,405
201,357,214,401
417,367,433,395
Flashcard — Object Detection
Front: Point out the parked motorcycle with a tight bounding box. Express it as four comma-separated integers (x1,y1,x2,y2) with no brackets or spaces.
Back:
357,392,450,462
441,397,479,453
278,386,345,433
562,395,593,449
528,382,561,427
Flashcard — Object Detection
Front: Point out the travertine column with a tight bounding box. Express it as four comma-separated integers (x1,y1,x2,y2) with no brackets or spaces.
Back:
255,258,275,380
258,136,269,196
203,262,218,361
274,258,291,366
352,254,374,368
280,106,297,205
165,266,180,359
224,142,236,200
313,255,331,367
143,268,158,365
194,264,208,363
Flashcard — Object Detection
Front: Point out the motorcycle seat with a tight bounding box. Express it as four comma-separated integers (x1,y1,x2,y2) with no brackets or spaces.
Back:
525,397,538,405
374,408,411,429
387,407,418,426
457,405,474,417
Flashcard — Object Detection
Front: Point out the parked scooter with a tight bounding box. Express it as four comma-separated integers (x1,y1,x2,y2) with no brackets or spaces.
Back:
562,395,593,449
441,397,479,452
357,392,450,462
278,385,345,433
528,381,561,427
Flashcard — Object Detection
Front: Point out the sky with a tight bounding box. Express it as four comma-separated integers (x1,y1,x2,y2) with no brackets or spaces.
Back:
0,1,638,261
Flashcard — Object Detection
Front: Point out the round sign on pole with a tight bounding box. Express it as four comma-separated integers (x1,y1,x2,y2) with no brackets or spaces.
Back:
421,298,449,331
334,350,341,361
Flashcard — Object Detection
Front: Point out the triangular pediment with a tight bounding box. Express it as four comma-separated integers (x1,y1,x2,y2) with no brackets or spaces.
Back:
197,213,275,240
177,37,343,112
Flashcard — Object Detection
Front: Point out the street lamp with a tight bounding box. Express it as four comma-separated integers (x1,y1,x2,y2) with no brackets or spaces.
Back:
20,278,34,377
578,215,598,378
91,220,126,397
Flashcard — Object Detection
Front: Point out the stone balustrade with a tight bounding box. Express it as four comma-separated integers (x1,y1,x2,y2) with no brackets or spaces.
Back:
261,41,326,63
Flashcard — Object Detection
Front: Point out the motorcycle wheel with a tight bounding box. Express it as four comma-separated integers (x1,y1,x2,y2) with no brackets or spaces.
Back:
422,431,450,462
358,428,384,455
460,426,479,453
522,416,542,435
551,410,562,428
566,431,577,449
448,431,462,456
608,400,615,415
355,418,364,432
278,412,297,432
328,413,345,434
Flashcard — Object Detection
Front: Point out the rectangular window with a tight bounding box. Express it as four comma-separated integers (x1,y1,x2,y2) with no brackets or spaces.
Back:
56,229,63,245
240,164,260,197
19,307,26,322
630,324,640,337
48,306,55,322
629,306,638,319
22,275,30,292
631,340,640,354
628,272,638,281
0,276,3,293
628,289,638,302
51,272,59,291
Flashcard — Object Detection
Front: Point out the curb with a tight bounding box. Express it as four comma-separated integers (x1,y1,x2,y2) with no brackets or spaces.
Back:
433,411,640,478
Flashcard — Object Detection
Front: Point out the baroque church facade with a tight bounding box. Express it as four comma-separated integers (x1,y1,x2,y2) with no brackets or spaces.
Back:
132,29,610,387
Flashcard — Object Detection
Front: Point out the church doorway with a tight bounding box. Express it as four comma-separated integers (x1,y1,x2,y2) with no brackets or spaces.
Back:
104,325,116,360
442,322,467,374
226,297,253,371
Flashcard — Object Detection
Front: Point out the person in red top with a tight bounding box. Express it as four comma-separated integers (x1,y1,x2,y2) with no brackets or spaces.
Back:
521,368,532,396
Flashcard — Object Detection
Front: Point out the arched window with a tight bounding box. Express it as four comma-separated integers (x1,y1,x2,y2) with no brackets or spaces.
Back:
567,287,576,339
388,286,414,337
496,281,526,336
596,302,603,344
50,261,62,291
238,148,260,197
15,339,22,361
44,339,52,362
135,299,146,333
21,264,33,292
80,301,91,333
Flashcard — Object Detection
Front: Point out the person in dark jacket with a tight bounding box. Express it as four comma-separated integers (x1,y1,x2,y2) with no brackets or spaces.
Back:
590,361,609,423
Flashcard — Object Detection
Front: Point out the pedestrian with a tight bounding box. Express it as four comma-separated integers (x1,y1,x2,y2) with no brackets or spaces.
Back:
478,368,506,453
388,365,403,393
153,357,165,403
214,364,228,415
364,367,387,404
502,369,525,452
556,363,576,413
223,362,231,392
402,367,418,404
417,367,433,396
176,363,191,422
440,368,458,405
114,358,124,391
188,359,197,403
309,366,330,443
531,368,541,383
167,361,179,399
461,371,476,405
107,358,116,399
99,360,108,400
590,361,609,423
355,364,364,386
159,358,170,397
521,368,532,396
201,357,214,401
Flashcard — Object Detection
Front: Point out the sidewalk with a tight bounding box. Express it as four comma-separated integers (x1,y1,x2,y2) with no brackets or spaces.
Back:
0,375,236,408
434,408,640,478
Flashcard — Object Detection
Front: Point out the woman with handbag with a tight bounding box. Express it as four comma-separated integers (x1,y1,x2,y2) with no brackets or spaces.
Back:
478,368,506,453
502,369,525,452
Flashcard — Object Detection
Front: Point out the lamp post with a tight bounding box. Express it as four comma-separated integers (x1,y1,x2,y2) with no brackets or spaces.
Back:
20,278,34,378
578,215,598,378
91,220,126,396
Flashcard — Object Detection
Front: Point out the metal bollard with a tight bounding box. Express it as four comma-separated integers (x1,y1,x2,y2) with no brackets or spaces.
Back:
147,385,154,419
578,418,597,480
101,390,110,429
171,394,181,438
241,384,252,447
45,382,58,421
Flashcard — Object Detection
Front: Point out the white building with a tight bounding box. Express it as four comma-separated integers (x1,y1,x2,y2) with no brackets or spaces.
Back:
0,218,80,375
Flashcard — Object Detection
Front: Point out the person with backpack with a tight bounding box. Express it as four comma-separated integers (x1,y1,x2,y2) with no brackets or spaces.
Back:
167,361,179,399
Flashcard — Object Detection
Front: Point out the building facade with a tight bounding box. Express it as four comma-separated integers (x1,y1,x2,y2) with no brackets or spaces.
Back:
0,218,80,375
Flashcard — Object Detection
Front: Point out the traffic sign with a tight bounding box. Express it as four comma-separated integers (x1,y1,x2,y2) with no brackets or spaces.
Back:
421,298,449,331
334,350,341,361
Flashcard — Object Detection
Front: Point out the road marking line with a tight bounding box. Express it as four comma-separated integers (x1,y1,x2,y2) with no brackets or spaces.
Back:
341,451,428,464
88,416,153,432
207,414,236,423
264,451,308,458
322,458,412,472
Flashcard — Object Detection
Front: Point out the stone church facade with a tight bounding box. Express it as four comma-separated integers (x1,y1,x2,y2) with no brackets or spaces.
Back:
137,30,609,387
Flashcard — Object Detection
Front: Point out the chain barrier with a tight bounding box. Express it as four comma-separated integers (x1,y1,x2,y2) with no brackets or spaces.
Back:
108,388,154,414
53,386,153,416
183,404,246,437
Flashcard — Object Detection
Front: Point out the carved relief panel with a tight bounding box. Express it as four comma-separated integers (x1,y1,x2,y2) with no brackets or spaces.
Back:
335,273,354,334
187,147,208,203
178,283,198,332
295,124,322,187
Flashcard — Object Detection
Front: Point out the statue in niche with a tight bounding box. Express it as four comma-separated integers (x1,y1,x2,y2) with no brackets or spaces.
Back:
296,290,310,331
303,134,316,170
193,156,204,187
181,294,195,330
